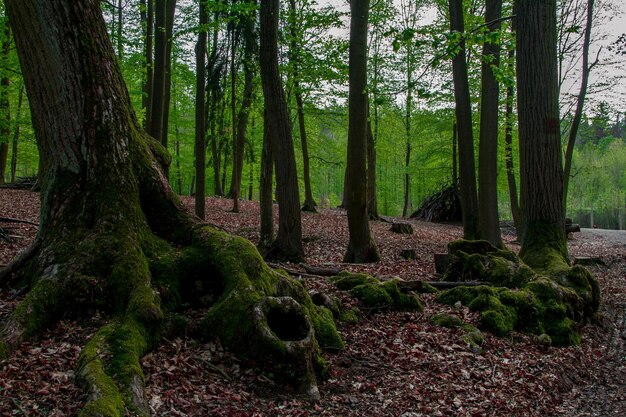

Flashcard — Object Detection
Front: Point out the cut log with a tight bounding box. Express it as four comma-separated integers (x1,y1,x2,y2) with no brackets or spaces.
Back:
573,256,605,266
302,265,342,276
397,280,490,292
565,223,580,234
390,223,414,234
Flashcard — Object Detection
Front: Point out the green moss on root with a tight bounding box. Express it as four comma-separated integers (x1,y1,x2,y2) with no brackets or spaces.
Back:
192,226,343,387
331,273,423,312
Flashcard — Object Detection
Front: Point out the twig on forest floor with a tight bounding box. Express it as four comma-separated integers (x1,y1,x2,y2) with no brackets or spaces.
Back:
0,216,39,227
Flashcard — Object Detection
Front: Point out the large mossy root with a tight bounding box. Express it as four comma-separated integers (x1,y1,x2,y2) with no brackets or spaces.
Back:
329,272,424,313
183,226,343,399
436,240,600,345
1,226,343,415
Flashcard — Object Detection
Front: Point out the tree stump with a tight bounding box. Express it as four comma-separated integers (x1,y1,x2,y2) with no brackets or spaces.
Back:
434,253,449,275
390,223,414,234
400,249,417,260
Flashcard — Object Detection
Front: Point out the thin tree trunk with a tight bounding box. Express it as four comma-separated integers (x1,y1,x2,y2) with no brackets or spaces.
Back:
259,109,274,250
449,0,479,240
207,15,223,196
195,0,207,218
141,0,154,129
149,0,166,145
402,46,412,218
229,25,239,211
117,0,123,60
366,108,379,220
504,49,521,235
161,0,176,149
563,0,595,209
288,0,316,212
259,0,304,262
0,22,10,185
452,122,458,183
344,0,380,263
477,0,503,248
10,84,24,183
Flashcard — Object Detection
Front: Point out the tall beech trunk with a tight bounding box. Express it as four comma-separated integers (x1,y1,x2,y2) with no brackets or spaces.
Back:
449,0,479,240
516,0,568,268
344,0,380,263
141,0,154,129
259,0,304,262
149,0,167,145
195,0,207,218
477,0,503,248
2,1,338,412
563,0,595,209
10,84,23,183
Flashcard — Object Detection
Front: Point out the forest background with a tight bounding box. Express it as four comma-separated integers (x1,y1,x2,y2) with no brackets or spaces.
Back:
1,0,625,229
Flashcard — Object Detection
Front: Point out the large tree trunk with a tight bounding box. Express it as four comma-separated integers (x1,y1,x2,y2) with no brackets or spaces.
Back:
449,0,479,240
516,0,568,270
477,0,503,248
259,0,304,262
344,0,380,263
195,0,207,218
2,0,340,413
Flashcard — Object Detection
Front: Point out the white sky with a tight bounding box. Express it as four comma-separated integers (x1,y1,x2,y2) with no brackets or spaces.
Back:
319,0,626,113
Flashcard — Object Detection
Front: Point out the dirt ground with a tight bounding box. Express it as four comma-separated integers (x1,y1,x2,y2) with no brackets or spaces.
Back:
0,189,624,416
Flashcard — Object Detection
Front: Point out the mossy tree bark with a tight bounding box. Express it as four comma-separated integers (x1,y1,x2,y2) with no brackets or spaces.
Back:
1,1,339,414
516,0,568,271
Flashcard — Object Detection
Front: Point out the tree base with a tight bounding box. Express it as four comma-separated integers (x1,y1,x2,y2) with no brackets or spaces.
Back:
436,239,600,345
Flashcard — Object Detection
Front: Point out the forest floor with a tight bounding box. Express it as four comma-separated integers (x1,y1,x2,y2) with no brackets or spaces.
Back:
0,188,624,416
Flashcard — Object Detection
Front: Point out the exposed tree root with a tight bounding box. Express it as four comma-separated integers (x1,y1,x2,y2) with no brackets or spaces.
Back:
1,215,341,414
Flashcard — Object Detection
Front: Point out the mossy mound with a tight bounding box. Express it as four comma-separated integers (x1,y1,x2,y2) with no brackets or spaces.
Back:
329,272,423,312
436,239,599,346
